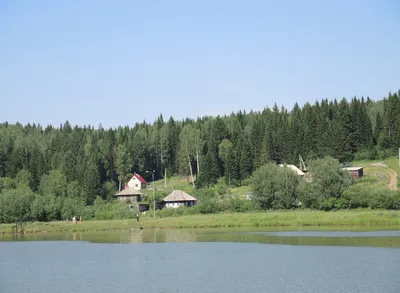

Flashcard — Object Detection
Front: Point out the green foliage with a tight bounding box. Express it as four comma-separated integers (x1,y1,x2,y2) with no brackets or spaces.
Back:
39,170,67,197
92,197,136,220
1,91,400,223
0,185,35,223
30,194,61,221
353,149,391,161
60,197,86,220
250,163,300,209
15,169,32,188
142,190,168,205
102,181,118,200
343,184,400,210
196,197,221,214
307,156,353,198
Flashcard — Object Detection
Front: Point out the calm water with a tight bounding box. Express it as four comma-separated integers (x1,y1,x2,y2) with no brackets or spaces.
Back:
1,229,400,293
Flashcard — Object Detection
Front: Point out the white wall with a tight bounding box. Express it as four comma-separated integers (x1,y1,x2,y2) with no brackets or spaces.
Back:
165,201,196,208
128,176,142,190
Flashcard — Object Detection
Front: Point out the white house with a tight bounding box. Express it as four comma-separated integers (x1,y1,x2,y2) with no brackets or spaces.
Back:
126,173,147,191
163,190,197,208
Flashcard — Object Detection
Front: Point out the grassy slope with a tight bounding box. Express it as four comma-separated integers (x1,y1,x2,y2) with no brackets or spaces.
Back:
352,156,399,189
1,210,399,235
143,155,400,198
143,175,251,198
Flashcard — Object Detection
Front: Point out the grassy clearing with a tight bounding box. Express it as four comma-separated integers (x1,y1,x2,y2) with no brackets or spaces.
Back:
352,157,400,188
385,157,400,174
1,210,399,235
230,185,251,198
144,176,194,196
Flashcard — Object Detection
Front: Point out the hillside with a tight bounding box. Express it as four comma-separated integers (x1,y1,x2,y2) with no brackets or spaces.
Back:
1,91,400,225
0,90,399,200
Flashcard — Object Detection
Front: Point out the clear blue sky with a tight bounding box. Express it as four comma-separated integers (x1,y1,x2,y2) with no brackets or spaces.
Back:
1,0,399,128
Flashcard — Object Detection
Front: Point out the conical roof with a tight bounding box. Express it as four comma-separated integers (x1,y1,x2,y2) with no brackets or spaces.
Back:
115,187,143,196
163,190,197,202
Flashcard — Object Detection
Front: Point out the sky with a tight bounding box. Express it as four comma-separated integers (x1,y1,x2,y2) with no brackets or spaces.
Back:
1,0,400,128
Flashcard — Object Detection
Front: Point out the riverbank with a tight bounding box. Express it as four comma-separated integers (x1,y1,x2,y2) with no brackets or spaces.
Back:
0,210,399,235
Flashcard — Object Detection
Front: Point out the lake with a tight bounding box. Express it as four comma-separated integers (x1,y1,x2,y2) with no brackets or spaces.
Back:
1,229,399,293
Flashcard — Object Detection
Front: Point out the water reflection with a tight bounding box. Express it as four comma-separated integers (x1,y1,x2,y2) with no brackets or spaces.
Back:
1,228,400,248
251,230,400,237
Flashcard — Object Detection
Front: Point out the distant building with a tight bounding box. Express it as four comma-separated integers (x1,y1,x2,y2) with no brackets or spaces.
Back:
114,187,143,202
278,164,305,176
125,173,147,191
342,166,364,179
163,190,197,208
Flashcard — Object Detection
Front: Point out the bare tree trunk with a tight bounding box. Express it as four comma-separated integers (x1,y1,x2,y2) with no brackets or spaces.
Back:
119,179,122,191
188,154,195,187
196,145,200,175
164,168,167,188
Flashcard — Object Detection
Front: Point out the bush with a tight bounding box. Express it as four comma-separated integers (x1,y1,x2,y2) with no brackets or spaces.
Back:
319,197,350,211
353,148,393,161
343,185,400,210
212,181,229,196
60,197,86,220
307,156,353,198
193,188,217,199
367,189,400,209
0,184,35,223
343,185,370,208
250,163,300,209
92,197,136,220
225,198,255,212
196,197,221,214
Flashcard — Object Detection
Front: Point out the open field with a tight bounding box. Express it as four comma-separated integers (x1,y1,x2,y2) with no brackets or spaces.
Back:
143,175,251,199
352,156,399,190
1,210,399,235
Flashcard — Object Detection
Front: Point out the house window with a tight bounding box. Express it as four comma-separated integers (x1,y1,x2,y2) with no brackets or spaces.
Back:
135,184,138,187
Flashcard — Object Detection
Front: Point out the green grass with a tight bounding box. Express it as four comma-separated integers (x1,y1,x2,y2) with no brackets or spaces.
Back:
351,157,400,188
146,176,194,194
1,210,399,235
385,157,400,174
230,185,251,197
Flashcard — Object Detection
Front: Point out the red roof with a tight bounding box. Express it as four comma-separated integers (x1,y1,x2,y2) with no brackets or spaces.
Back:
133,173,147,183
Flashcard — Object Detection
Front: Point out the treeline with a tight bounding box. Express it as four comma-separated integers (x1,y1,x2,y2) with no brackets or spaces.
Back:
0,91,399,206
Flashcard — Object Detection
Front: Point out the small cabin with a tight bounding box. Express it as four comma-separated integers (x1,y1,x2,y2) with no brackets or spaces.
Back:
114,187,143,202
163,190,197,208
342,166,364,179
126,173,147,191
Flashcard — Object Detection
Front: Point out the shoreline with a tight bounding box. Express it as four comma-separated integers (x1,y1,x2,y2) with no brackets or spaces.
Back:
1,210,399,235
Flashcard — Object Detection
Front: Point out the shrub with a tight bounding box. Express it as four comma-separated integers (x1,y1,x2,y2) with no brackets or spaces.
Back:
92,197,136,220
225,198,255,213
251,163,300,209
319,197,350,211
343,184,400,210
196,197,221,214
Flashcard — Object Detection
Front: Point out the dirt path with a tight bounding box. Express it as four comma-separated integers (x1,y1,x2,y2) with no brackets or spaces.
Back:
371,162,398,191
